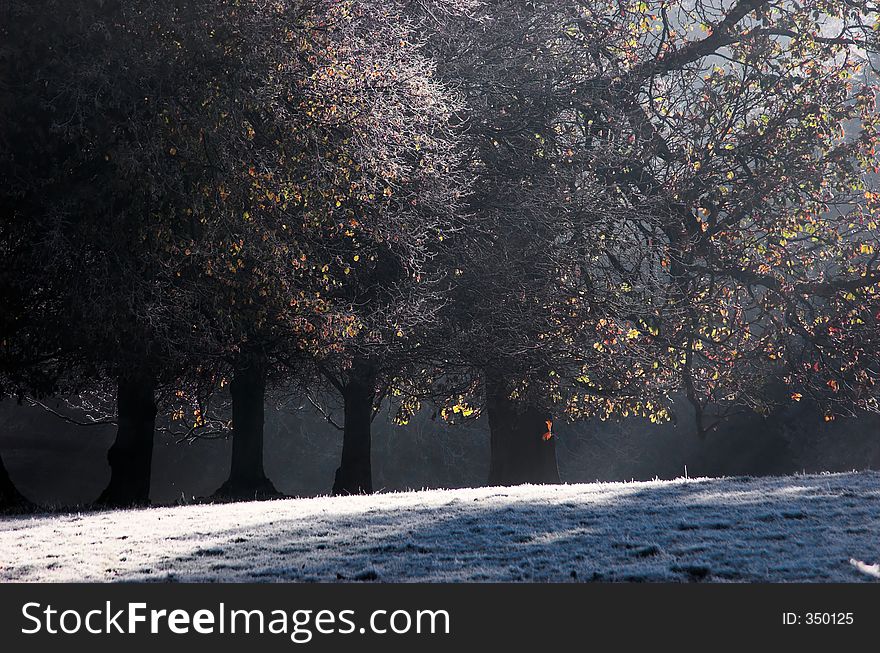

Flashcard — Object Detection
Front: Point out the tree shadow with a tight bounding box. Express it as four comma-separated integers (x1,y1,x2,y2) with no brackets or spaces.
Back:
3,472,868,583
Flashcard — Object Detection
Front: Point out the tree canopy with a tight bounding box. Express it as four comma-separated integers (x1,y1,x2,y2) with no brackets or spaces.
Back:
3,0,880,503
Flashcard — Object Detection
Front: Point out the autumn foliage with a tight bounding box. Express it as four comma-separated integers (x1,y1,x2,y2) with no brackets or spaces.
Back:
3,0,880,499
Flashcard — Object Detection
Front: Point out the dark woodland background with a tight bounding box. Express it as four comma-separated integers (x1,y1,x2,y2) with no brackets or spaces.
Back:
3,400,878,506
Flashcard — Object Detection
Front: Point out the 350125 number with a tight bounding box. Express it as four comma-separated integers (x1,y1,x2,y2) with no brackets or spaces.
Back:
783,612,854,625
805,612,853,625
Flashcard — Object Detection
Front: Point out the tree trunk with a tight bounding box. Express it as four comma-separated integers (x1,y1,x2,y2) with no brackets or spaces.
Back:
97,372,157,507
485,372,560,486
332,359,377,495
0,451,30,511
215,355,279,500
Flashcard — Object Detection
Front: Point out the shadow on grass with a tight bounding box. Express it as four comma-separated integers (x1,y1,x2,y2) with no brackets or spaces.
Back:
86,473,880,584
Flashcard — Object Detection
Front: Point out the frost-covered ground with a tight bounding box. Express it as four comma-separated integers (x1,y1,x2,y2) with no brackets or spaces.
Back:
2,471,880,582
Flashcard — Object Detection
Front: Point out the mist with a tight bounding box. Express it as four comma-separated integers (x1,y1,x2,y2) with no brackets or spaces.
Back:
3,399,877,508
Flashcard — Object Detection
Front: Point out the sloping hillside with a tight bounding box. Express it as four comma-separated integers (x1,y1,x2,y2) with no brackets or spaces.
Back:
2,472,880,582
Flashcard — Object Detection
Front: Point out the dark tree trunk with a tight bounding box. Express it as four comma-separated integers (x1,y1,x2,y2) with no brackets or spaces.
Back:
332,359,377,495
97,372,157,507
0,451,30,511
485,372,560,486
215,355,279,500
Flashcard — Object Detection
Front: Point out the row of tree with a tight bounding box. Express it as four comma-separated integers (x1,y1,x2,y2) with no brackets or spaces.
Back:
4,0,880,510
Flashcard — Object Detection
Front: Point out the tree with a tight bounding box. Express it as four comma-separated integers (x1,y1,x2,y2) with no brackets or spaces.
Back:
422,1,671,485
157,0,472,497
428,0,880,485
1,0,225,505
2,0,472,502
290,0,472,495
578,0,880,432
